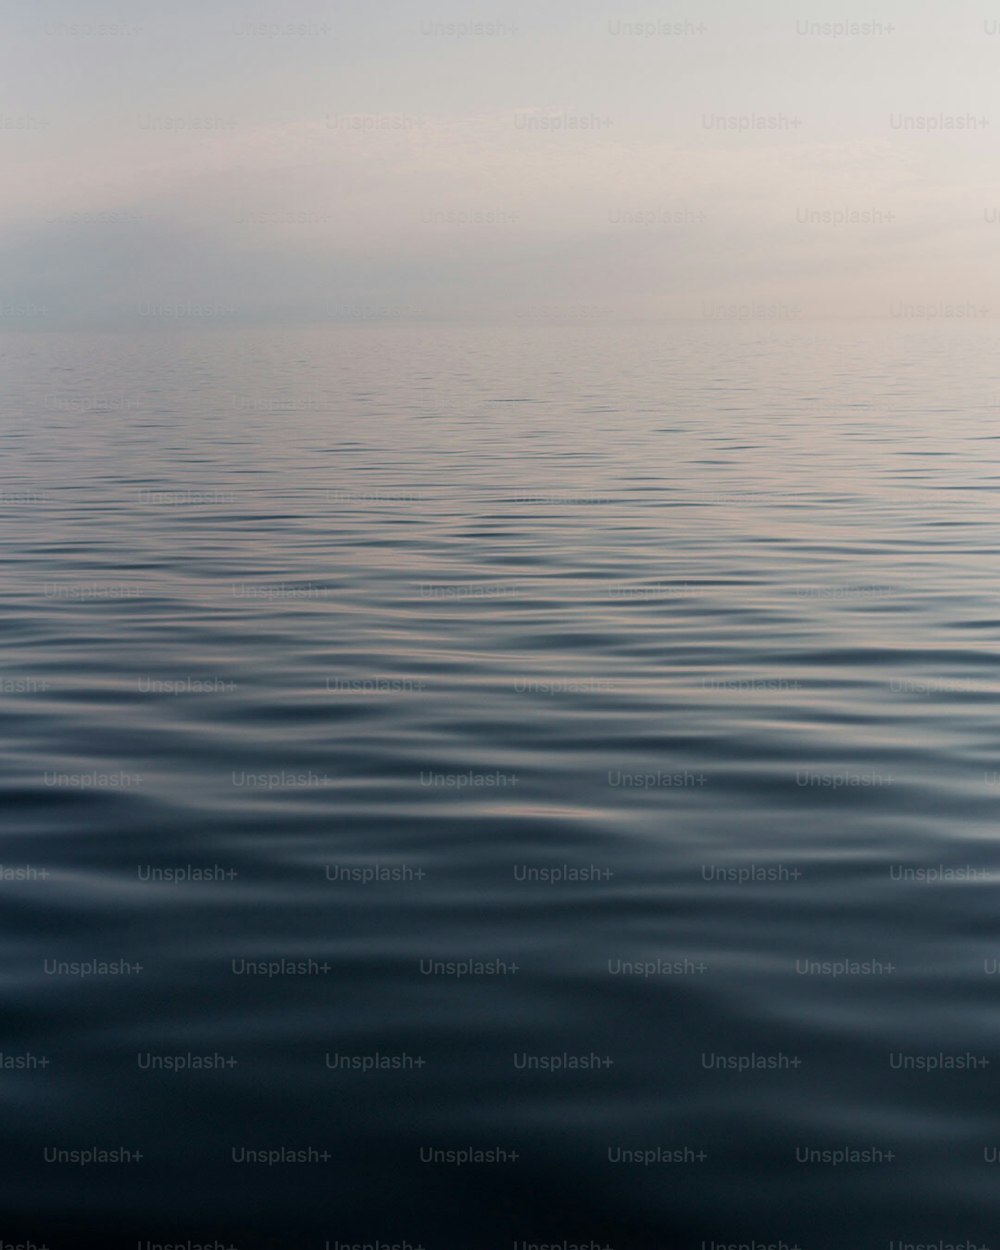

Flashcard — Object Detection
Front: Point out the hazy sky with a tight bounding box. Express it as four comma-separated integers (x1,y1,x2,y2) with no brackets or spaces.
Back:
3,0,999,325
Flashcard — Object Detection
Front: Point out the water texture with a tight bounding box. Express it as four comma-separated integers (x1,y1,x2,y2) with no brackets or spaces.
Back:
2,320,999,1247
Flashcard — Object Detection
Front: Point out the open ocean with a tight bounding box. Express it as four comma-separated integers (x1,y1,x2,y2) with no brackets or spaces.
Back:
3,319,1000,1247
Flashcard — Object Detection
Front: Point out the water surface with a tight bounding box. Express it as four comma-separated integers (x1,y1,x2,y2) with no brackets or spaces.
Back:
2,321,999,1247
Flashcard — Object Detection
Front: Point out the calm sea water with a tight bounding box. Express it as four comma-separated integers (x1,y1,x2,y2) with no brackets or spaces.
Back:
3,320,1000,1247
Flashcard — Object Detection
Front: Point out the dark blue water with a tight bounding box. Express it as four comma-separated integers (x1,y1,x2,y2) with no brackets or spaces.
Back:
3,321,1000,1248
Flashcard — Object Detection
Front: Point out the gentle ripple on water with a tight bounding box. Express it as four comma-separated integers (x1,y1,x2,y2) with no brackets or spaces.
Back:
2,321,1000,1246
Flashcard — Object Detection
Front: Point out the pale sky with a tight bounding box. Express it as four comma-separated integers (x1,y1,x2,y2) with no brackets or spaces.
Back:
2,0,998,325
